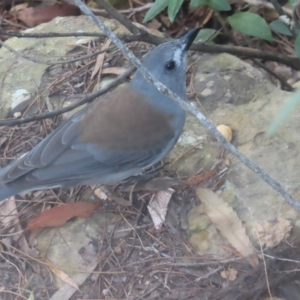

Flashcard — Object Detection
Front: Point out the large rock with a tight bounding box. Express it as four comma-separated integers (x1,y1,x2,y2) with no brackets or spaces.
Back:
170,53,299,256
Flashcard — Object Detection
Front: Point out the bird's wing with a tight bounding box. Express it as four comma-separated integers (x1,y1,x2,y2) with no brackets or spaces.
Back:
1,85,179,187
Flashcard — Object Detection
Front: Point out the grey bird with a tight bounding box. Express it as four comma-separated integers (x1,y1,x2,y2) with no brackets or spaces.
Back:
0,28,200,201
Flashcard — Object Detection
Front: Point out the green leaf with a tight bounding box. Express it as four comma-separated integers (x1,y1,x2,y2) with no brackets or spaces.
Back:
208,0,231,11
227,12,273,41
191,0,207,6
267,89,300,135
294,32,300,59
196,28,219,42
143,0,168,23
191,0,231,11
168,0,184,22
289,0,296,4
270,20,292,36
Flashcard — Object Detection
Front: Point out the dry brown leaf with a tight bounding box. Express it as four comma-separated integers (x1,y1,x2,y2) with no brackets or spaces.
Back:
10,3,29,13
185,170,217,186
101,67,128,75
25,201,102,231
196,188,259,268
148,189,174,229
45,258,79,291
146,18,161,30
15,3,79,27
220,268,238,281
91,39,111,80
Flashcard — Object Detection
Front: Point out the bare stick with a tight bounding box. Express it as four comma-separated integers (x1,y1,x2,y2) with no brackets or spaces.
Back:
1,30,300,70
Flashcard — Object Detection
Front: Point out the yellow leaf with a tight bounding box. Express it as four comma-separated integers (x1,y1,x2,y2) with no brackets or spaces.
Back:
196,188,259,268
45,258,80,291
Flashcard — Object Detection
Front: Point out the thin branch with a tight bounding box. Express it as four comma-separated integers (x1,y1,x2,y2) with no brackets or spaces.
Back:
252,59,294,91
255,229,272,298
0,67,134,126
94,0,141,35
74,0,300,212
0,30,107,38
264,254,300,264
1,30,300,70
185,43,300,71
51,46,115,65
122,32,300,71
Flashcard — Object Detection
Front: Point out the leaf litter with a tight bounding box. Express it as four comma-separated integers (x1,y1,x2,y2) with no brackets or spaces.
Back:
0,3,298,298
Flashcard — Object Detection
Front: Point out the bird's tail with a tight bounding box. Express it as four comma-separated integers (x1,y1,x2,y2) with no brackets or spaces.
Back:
0,184,22,201
0,166,23,201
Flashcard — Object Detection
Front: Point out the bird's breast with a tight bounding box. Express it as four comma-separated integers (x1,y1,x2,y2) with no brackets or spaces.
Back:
78,85,184,152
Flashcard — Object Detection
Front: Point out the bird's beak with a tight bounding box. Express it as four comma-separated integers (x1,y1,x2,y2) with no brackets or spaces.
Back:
180,27,201,52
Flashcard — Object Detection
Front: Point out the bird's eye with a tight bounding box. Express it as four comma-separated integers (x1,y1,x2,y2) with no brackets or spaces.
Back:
165,61,176,71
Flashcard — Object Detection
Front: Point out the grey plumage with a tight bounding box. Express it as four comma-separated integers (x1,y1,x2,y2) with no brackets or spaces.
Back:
0,28,200,201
